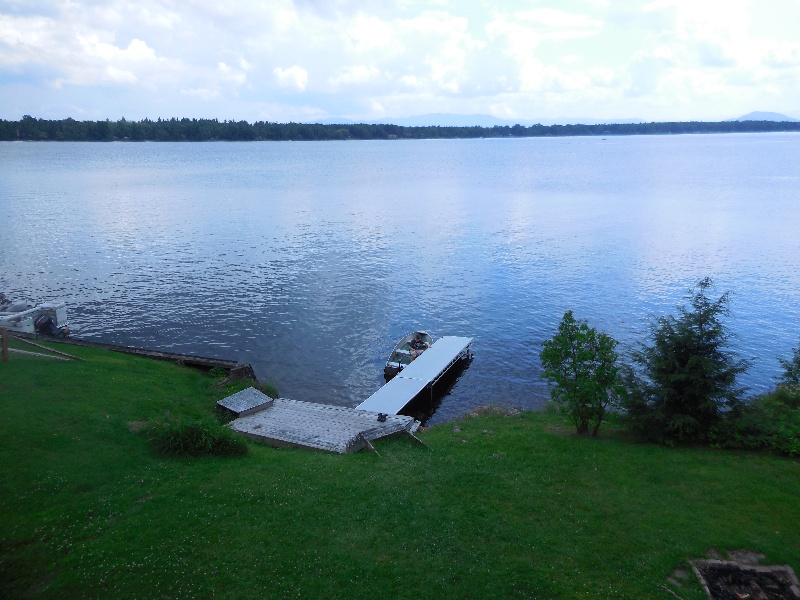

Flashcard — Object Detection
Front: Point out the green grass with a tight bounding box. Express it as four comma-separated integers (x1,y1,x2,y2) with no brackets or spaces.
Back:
1,341,799,599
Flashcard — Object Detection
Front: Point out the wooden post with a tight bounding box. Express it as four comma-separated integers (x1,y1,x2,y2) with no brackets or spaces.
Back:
1,328,8,363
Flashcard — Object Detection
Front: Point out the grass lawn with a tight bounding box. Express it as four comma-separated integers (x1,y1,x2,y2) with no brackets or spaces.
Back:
1,340,799,599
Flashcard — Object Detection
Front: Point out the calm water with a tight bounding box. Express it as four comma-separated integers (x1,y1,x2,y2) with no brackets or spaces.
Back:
2,134,799,423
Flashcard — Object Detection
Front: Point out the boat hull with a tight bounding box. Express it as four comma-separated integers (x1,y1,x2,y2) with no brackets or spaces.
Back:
384,331,433,382
0,300,70,336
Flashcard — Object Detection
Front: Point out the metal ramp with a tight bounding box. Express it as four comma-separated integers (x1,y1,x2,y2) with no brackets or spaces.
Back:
356,336,473,415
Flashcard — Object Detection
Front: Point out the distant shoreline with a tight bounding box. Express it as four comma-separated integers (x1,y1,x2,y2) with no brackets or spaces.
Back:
3,115,800,142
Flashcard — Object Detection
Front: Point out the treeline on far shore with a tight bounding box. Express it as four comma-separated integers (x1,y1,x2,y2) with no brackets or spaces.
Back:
2,114,800,142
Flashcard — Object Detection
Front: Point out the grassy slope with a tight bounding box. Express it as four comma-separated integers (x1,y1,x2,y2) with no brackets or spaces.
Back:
1,341,798,599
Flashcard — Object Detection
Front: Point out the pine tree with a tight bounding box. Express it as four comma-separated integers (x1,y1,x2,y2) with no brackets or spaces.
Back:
625,278,750,443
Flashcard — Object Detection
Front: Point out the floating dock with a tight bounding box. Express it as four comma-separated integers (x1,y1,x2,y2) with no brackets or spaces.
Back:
220,335,472,454
224,389,420,454
356,336,473,415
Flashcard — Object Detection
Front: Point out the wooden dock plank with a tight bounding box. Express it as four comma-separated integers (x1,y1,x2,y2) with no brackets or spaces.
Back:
229,398,420,454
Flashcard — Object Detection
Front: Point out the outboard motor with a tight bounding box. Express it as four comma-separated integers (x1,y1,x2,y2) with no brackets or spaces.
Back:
34,314,70,337
34,315,57,335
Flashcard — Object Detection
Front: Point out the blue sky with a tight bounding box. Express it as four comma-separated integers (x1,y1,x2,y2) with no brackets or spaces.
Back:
1,0,799,123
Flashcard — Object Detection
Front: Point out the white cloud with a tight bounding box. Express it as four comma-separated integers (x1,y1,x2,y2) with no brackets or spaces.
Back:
328,65,381,87
1,1,799,122
0,11,172,89
345,14,396,54
136,5,181,28
106,66,137,84
77,36,157,62
588,67,616,87
0,15,54,67
273,65,308,91
399,74,420,88
764,42,800,68
218,62,247,85
515,7,603,37
181,87,220,100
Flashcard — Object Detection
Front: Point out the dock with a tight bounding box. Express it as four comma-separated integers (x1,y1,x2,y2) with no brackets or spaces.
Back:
220,335,472,454
224,389,421,454
356,336,473,415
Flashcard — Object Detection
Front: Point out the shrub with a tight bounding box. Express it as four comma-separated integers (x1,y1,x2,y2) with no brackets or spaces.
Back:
207,366,228,379
148,416,248,457
778,340,800,386
255,381,279,399
711,387,800,457
540,311,622,436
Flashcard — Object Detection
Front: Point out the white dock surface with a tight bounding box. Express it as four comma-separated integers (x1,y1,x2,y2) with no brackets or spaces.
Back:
356,336,473,415
229,397,420,454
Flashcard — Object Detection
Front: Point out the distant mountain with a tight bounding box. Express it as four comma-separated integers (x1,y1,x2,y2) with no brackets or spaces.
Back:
303,113,644,127
732,111,799,122
305,117,357,125
370,113,509,127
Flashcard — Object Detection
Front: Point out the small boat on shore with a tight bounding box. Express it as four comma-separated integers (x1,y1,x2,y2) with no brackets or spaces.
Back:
0,293,70,337
383,331,433,380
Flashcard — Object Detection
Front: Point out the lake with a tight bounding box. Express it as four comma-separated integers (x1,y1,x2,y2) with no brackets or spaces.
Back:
2,133,799,423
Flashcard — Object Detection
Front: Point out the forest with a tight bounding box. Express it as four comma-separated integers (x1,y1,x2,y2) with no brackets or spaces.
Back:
2,114,800,142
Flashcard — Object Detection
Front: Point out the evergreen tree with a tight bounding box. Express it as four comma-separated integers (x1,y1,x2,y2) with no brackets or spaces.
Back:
625,278,751,443
778,340,800,387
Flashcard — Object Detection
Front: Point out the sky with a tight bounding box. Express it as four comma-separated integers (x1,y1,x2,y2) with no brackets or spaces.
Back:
1,0,800,124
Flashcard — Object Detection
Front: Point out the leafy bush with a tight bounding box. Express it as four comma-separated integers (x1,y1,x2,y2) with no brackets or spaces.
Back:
207,366,228,379
540,311,622,436
778,340,800,386
711,387,800,457
148,416,248,457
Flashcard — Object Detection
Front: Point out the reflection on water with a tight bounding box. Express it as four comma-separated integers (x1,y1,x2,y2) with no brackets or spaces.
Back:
402,357,474,424
2,134,800,424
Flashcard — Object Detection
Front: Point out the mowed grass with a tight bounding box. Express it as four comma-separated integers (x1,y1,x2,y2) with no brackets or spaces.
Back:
1,341,799,599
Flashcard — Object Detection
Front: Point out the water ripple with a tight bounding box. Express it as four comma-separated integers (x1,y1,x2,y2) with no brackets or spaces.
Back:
2,135,799,422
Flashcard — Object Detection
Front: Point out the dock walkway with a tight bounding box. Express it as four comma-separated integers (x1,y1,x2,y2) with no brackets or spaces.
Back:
356,336,473,415
227,392,420,453
221,335,472,454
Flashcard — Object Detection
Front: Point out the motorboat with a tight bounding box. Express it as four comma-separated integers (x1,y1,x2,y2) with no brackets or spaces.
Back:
0,293,70,337
383,331,433,380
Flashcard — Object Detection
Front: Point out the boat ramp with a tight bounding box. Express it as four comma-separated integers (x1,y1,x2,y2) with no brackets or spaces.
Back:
220,336,473,453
